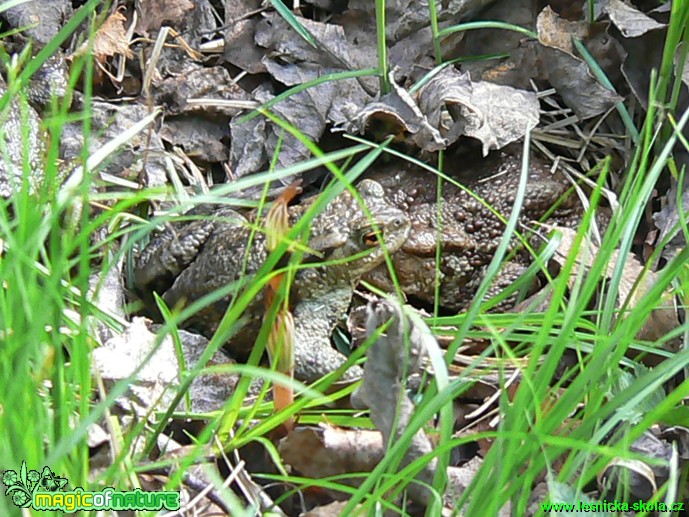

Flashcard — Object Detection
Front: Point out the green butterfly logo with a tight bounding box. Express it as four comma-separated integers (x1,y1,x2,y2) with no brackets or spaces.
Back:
3,462,68,508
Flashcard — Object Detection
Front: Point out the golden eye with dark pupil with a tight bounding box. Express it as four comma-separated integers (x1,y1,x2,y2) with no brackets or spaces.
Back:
361,230,379,247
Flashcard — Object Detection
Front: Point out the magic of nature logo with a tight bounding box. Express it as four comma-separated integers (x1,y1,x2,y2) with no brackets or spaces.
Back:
3,462,67,508
3,461,180,512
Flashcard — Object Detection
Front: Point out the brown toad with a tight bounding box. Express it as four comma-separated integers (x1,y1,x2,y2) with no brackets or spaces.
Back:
363,150,595,311
134,180,411,382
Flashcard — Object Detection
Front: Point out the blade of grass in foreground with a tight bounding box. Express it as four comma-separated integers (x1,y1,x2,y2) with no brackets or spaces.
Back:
459,90,689,517
375,0,390,94
0,5,104,515
269,0,318,48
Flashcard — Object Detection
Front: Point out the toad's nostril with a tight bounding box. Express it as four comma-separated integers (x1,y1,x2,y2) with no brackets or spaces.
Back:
394,216,405,228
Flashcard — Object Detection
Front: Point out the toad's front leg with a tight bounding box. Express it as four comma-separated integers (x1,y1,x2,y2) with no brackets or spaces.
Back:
291,287,363,384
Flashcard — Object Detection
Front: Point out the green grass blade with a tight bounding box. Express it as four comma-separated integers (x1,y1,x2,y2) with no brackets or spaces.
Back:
237,67,378,124
375,0,390,94
438,20,538,40
269,0,318,47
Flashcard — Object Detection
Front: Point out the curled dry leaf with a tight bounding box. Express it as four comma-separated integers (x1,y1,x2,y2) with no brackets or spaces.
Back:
73,11,133,62
344,71,446,151
627,430,673,488
599,458,657,502
345,66,539,154
417,67,540,155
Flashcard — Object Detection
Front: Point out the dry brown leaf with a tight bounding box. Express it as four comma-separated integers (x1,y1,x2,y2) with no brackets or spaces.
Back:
537,5,590,55
548,226,679,344
417,67,540,154
278,424,384,482
605,0,666,38
73,11,133,62
137,0,195,34
534,6,624,119
302,501,356,516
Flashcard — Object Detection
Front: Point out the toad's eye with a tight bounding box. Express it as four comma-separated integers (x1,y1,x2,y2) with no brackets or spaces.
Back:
391,216,405,228
360,229,379,247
